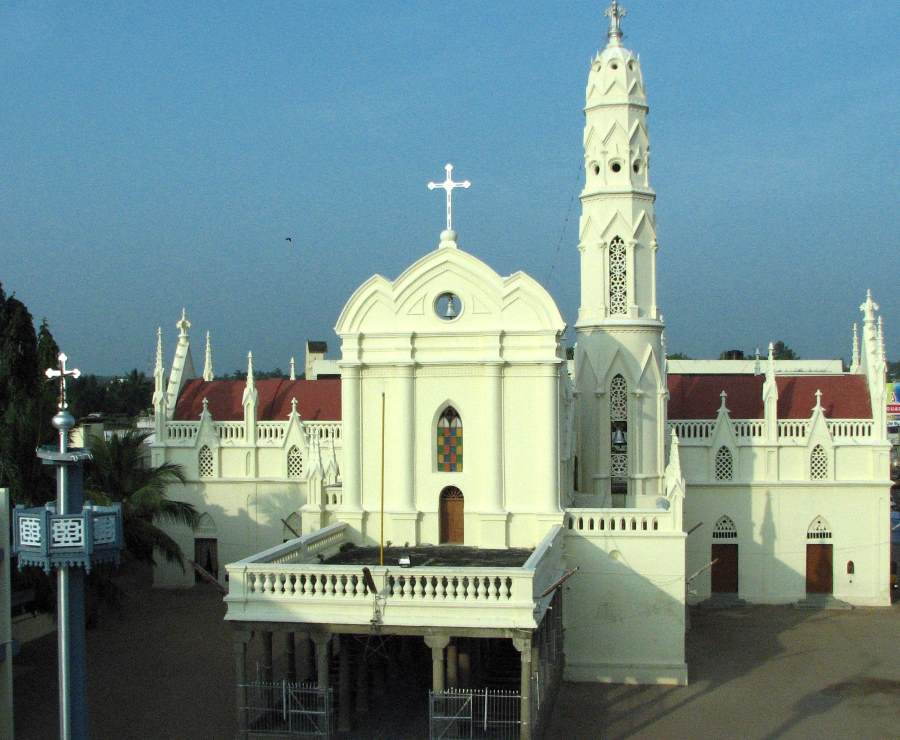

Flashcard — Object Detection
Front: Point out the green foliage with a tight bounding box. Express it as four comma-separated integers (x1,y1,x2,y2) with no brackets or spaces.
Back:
68,370,152,419
85,430,199,569
0,285,56,504
771,341,798,360
667,352,691,360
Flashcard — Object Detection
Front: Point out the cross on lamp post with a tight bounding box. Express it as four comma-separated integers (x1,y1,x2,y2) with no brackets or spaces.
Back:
427,163,470,232
45,352,81,415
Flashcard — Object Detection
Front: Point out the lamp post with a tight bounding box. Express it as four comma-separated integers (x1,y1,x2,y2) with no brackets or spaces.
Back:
12,352,123,739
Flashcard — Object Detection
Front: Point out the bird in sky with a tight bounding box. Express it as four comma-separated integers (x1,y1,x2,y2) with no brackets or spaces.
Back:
285,236,293,245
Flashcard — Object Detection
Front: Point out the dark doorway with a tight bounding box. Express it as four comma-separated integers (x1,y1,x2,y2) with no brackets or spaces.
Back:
806,543,833,594
194,538,219,582
711,543,738,593
439,487,464,544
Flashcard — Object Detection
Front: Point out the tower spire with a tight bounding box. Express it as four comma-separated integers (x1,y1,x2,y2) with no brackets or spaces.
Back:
851,323,860,371
605,0,627,45
203,331,214,381
153,328,165,405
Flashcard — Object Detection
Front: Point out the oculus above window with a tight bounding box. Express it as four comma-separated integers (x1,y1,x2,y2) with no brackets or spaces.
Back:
437,406,463,472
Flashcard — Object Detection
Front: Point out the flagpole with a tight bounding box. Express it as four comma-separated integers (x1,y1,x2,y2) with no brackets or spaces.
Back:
380,392,385,566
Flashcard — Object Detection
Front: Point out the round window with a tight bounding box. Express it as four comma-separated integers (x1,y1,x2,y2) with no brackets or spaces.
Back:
435,292,462,320
611,162,622,173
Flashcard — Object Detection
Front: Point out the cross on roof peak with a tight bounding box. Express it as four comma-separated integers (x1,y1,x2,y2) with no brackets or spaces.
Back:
605,0,627,43
427,163,470,232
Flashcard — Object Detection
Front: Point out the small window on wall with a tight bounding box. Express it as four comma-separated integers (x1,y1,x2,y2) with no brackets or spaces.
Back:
287,445,303,479
714,446,734,480
437,406,462,472
810,444,828,480
198,445,213,478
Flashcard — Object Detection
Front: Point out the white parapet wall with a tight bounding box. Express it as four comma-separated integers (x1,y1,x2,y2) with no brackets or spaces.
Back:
224,523,566,631
562,507,688,686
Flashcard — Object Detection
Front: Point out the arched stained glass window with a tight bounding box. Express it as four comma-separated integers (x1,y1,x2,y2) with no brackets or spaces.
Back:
437,407,463,472
608,236,627,315
810,444,828,480
287,445,303,478
715,446,734,480
198,445,213,478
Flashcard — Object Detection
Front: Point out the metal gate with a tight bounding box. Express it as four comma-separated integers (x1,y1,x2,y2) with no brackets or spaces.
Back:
240,680,334,738
429,688,521,740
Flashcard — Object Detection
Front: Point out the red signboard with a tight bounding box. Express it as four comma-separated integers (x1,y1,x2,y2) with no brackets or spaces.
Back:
888,403,900,414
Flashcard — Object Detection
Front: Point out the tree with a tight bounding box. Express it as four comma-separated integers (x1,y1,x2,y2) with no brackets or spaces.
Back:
85,430,199,569
667,352,692,360
0,285,45,504
771,341,798,360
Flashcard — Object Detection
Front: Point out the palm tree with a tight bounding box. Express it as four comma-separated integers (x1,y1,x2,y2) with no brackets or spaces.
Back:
86,429,199,570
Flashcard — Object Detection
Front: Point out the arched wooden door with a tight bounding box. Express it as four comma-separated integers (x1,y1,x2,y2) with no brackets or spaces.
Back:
439,487,464,544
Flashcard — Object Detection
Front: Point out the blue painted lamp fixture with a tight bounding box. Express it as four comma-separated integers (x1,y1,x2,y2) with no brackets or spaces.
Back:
11,351,123,740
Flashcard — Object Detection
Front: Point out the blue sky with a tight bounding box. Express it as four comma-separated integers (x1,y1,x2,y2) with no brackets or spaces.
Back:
2,1,897,375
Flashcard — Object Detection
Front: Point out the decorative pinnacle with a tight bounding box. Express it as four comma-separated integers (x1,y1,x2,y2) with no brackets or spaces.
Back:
155,327,163,370
290,397,298,415
203,331,214,381
177,307,191,339
427,163,470,232
718,390,729,412
289,356,296,381
605,0,627,44
246,351,255,387
45,352,81,411
813,389,823,410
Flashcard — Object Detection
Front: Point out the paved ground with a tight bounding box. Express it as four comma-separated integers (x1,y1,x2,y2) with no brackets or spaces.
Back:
546,603,900,739
13,567,900,739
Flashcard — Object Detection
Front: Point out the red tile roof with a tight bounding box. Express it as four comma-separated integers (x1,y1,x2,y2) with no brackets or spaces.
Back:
174,378,341,421
667,374,871,420
667,374,764,420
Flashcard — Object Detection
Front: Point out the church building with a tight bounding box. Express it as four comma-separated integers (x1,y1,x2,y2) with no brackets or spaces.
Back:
148,4,891,736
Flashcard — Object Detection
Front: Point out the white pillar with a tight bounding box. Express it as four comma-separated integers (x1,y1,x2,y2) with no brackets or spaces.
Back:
540,368,560,512
341,366,362,511
482,364,504,512
396,364,415,511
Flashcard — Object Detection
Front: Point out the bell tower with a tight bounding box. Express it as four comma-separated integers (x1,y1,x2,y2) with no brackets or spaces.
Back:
575,2,666,507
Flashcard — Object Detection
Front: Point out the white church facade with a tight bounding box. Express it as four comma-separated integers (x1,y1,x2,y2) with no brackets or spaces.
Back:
147,3,891,735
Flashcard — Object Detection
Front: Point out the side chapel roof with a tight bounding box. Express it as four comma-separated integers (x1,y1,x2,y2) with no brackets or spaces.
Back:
667,374,871,420
174,378,341,421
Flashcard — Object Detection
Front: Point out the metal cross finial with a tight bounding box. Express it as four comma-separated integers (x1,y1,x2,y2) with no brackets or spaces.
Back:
45,352,81,410
427,163,471,232
605,0,626,41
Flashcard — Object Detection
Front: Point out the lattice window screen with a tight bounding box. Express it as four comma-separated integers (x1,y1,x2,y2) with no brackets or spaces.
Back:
809,444,828,480
287,445,304,478
198,445,214,478
712,515,737,540
807,515,832,540
610,375,628,421
608,236,627,315
714,446,734,480
610,453,628,478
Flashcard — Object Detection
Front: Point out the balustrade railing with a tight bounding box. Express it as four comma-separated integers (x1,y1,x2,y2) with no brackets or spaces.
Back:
732,420,765,439
777,420,809,440
306,422,342,441
225,524,561,629
166,422,199,442
827,419,874,439
217,422,246,441
256,421,287,443
667,421,714,440
565,508,673,534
